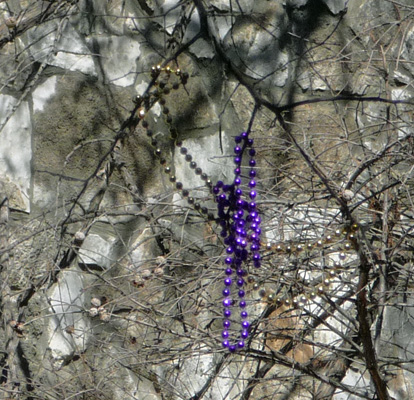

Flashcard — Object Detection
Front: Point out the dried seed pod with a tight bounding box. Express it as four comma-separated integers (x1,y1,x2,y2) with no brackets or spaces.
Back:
141,269,152,279
133,275,144,287
65,325,75,334
91,297,101,307
8,320,18,328
89,307,99,317
99,312,111,322
154,267,163,276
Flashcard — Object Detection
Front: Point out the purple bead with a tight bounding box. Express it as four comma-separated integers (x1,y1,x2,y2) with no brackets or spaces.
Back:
255,216,261,224
254,260,261,268
250,222,258,230
237,220,246,228
213,186,220,194
237,278,244,287
223,298,232,307
241,132,248,138
249,159,256,167
235,259,242,267
253,253,261,261
224,238,231,245
236,228,246,237
239,300,246,308
220,230,228,238
235,135,242,143
234,156,241,164
224,308,231,318
250,232,258,241
236,199,244,208
249,180,256,188
223,319,231,329
250,211,258,219
242,320,250,329
218,193,226,202
225,268,233,275
255,228,262,235
234,146,242,154
225,257,233,265
222,330,229,339
216,180,224,188
249,191,257,199
241,250,248,260
223,184,231,192
224,278,232,286
226,246,234,254
235,188,243,196
237,340,245,349
251,243,259,251
249,148,256,156
237,210,244,217
249,170,256,178
236,269,246,276
223,288,230,297
238,290,245,298
229,345,237,353
241,310,248,319
234,167,241,175
241,329,249,339
222,340,230,348
247,138,253,146
249,202,256,210
234,177,241,185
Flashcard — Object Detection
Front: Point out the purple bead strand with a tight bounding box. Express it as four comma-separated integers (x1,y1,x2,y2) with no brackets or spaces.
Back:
214,131,261,352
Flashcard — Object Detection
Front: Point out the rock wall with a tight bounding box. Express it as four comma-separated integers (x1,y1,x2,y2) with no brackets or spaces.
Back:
1,1,414,399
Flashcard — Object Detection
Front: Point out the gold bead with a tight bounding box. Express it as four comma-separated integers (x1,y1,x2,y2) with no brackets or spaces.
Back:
325,235,332,243
253,283,260,290
352,223,359,231
344,242,351,250
307,243,313,251
267,293,275,302
266,243,272,250
138,109,146,119
339,252,346,260
334,261,341,268
335,229,342,237
318,286,324,294
176,68,181,75
296,244,303,252
316,240,323,247
323,278,330,286
276,244,283,252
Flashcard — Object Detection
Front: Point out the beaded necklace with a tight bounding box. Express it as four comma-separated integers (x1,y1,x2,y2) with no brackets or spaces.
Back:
135,64,358,353
213,131,261,352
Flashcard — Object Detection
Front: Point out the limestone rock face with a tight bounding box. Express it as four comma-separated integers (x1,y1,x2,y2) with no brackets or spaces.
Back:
1,1,414,400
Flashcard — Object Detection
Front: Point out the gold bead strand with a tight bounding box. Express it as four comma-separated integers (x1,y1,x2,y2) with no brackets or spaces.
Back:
136,66,214,220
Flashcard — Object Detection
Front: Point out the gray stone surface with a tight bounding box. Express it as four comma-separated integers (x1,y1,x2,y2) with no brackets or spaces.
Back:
1,1,414,399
